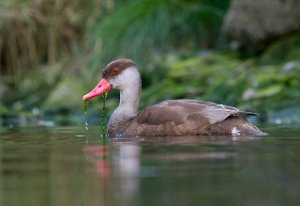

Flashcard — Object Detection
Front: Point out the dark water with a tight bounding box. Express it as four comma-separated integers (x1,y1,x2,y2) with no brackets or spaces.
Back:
0,126,300,206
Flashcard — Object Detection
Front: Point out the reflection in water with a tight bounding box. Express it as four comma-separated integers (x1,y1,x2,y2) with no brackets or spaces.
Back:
84,145,110,177
83,144,111,206
82,135,253,206
83,143,141,206
114,144,140,205
110,134,263,144
1,127,300,206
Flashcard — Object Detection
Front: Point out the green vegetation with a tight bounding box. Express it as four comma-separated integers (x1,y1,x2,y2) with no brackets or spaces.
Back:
84,100,88,130
140,49,300,124
0,0,299,127
88,0,229,67
101,92,108,142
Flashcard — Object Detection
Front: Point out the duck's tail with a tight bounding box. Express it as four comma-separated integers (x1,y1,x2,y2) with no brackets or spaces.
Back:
206,116,267,136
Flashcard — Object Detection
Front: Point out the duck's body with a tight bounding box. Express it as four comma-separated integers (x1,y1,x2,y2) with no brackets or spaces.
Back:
115,99,264,137
83,59,266,137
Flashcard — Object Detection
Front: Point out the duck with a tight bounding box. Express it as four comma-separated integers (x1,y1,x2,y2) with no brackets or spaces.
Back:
83,59,266,137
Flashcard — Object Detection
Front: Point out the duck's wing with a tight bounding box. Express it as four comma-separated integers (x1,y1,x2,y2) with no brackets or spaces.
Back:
192,100,258,123
125,99,256,136
137,99,255,125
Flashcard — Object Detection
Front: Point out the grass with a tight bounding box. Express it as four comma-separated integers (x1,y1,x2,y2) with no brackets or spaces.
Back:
0,0,108,86
0,0,230,88
87,0,230,74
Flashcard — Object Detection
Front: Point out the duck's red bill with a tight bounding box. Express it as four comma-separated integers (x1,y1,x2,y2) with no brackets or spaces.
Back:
82,79,112,101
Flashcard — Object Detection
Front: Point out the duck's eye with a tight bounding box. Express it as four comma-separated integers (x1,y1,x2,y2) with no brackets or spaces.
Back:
112,67,120,75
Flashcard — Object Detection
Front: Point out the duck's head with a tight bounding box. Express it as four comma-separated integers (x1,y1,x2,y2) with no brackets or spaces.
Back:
82,59,139,101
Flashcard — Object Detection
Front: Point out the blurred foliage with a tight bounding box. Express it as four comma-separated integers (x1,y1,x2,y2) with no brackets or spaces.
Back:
138,44,300,123
261,34,300,64
0,0,300,127
87,0,230,73
0,0,111,86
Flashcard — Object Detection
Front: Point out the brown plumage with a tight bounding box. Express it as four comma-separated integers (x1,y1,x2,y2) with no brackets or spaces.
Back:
122,100,265,137
83,59,267,137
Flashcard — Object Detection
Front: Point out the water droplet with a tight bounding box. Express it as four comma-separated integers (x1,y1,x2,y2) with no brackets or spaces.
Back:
84,100,89,130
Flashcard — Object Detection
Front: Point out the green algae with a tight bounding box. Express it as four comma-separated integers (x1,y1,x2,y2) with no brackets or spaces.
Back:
83,92,108,143
101,92,108,144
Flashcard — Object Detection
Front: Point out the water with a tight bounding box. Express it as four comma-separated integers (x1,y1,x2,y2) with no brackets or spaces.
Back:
0,126,300,206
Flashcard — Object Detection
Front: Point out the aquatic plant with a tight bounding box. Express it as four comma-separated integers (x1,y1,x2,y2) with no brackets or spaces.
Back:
84,100,88,130
101,92,108,143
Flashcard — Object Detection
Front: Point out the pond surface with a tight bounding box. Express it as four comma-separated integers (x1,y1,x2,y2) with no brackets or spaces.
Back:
0,126,300,206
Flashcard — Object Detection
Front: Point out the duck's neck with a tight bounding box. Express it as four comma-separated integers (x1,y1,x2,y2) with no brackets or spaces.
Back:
118,85,141,116
108,75,141,136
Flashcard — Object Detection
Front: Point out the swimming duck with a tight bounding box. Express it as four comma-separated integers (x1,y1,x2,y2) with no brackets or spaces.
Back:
83,59,266,137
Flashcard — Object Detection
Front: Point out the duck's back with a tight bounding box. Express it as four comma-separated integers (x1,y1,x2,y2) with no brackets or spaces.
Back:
123,99,266,137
